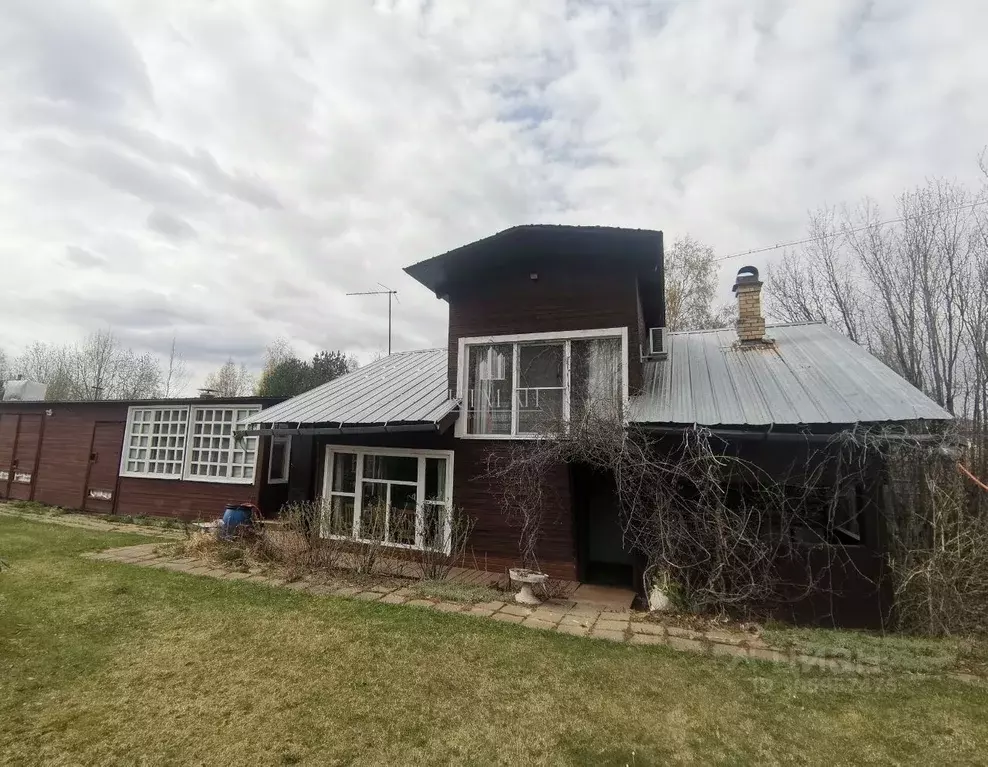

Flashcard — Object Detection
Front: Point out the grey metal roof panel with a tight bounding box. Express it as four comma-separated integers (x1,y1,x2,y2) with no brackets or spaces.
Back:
246,348,457,427
630,322,953,427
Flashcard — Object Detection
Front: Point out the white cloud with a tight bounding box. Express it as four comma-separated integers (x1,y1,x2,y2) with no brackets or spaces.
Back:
1,0,985,385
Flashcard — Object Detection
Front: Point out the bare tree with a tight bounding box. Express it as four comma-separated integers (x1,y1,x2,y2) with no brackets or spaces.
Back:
72,330,161,400
16,342,75,400
162,337,191,397
0,348,11,397
203,358,255,397
769,208,868,343
665,235,732,330
767,173,988,498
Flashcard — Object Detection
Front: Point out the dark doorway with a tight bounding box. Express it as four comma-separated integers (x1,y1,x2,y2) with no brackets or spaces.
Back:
571,464,635,588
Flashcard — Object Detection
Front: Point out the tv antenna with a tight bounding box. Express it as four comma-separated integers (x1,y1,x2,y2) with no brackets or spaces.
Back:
346,283,399,355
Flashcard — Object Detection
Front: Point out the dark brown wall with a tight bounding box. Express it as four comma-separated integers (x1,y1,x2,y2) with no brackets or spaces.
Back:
310,431,577,579
447,261,644,395
0,400,276,520
453,439,577,580
30,403,129,509
116,477,256,521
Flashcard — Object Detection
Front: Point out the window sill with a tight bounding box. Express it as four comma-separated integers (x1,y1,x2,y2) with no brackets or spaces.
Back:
119,471,183,481
183,475,256,485
321,533,449,556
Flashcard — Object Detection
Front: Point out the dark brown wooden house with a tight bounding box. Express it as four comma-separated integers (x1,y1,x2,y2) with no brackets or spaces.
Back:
245,224,952,627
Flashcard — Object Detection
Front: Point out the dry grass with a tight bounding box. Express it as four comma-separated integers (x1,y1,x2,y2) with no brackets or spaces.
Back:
410,579,507,604
763,624,988,676
2,516,988,766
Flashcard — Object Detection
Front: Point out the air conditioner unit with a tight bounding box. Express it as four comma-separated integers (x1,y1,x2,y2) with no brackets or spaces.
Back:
647,327,667,358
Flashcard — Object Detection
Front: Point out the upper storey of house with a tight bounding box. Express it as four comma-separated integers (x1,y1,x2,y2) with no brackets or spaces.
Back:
404,225,665,388
403,225,666,439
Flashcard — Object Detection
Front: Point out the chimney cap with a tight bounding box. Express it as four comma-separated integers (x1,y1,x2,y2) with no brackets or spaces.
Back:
732,265,760,292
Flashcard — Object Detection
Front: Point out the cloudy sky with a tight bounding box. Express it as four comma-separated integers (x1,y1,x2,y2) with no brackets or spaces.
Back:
1,0,985,386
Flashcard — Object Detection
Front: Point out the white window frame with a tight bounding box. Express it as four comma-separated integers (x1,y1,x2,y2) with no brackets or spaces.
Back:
322,446,455,553
119,406,190,479
184,406,261,484
455,327,629,440
118,403,262,485
268,435,291,484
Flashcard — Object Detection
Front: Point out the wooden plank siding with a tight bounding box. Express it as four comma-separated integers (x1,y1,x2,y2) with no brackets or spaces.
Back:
115,477,257,521
452,439,576,580
34,404,126,509
0,413,18,499
8,414,43,500
447,261,647,395
0,399,283,520
83,421,126,514
309,431,577,580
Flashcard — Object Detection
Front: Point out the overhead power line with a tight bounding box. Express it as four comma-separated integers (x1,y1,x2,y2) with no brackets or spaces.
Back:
715,199,988,263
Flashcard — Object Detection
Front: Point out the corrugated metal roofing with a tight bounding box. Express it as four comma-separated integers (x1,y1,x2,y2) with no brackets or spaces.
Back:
629,322,952,427
246,348,457,427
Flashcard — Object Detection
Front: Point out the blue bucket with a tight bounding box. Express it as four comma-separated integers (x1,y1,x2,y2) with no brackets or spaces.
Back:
221,504,253,538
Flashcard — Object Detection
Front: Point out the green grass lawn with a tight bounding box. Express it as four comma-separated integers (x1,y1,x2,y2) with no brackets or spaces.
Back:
2,518,987,766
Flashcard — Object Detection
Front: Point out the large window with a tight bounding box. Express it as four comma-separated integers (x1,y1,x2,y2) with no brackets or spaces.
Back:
459,329,627,438
186,407,259,482
123,407,189,478
323,448,454,552
120,404,261,484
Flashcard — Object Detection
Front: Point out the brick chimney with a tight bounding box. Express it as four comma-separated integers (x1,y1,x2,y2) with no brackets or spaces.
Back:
732,265,767,343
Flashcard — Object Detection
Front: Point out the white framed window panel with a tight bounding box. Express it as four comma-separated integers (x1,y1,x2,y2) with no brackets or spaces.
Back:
322,446,455,553
119,407,189,479
186,407,260,483
119,404,261,484
456,327,629,439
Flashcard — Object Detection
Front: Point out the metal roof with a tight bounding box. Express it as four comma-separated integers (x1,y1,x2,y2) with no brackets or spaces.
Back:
629,322,953,428
246,348,457,428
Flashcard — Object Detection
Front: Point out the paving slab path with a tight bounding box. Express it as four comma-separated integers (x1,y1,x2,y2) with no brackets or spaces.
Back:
78,541,912,678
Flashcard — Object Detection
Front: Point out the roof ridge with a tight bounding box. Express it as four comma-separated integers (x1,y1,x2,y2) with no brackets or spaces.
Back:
668,320,828,337
389,347,445,355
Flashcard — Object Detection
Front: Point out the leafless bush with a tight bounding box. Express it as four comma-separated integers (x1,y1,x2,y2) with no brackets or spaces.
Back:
868,431,988,636
485,408,861,616
415,505,476,581
249,500,345,577
346,501,388,575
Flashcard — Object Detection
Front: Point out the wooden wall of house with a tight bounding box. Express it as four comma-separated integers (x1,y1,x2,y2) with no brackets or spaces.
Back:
0,399,281,521
0,402,130,509
115,477,257,520
308,431,577,580
453,439,577,580
256,434,290,516
446,260,645,395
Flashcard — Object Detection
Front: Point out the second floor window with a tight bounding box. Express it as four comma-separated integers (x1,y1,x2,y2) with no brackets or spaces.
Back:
462,329,626,437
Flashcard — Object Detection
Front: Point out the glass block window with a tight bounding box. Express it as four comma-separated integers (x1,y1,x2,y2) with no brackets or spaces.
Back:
187,407,260,482
122,408,189,478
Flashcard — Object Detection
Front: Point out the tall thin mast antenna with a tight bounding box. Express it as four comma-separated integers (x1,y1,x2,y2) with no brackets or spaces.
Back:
346,284,399,355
